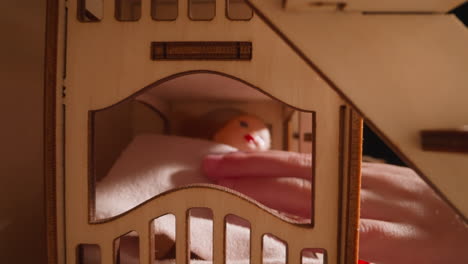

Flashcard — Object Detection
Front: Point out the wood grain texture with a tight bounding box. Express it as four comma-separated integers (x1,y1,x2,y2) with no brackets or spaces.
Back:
421,129,468,154
284,0,465,12
247,0,468,221
57,0,360,263
176,210,189,264
212,213,226,263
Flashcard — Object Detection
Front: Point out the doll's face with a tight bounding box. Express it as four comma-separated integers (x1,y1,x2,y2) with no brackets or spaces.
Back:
213,115,271,151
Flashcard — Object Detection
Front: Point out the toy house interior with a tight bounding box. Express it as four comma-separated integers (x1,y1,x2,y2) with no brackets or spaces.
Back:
40,0,468,264
87,72,320,264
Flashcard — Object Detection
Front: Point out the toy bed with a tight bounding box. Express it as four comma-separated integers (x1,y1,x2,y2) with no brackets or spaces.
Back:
83,72,351,264
90,133,324,264
44,0,468,263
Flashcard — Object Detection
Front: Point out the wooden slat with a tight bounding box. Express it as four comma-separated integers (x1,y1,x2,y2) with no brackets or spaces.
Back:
176,210,189,264
138,227,151,264
250,229,262,264
421,129,468,154
287,246,301,264
212,213,226,264
100,243,114,264
151,42,252,61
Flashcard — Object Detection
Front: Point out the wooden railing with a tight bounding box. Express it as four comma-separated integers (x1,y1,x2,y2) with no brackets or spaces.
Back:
81,184,331,263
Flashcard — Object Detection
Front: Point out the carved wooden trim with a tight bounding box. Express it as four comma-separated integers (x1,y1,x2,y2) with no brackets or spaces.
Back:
151,42,252,60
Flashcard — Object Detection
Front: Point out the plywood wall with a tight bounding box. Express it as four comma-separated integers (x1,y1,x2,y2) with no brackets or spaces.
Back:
93,100,167,181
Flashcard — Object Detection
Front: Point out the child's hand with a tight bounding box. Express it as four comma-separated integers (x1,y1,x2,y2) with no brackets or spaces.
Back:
202,151,468,264
203,151,312,218
359,162,468,264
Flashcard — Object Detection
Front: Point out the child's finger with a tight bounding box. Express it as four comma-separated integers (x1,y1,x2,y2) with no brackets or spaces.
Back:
216,176,312,219
361,163,427,200
359,218,422,264
203,151,312,181
360,189,425,222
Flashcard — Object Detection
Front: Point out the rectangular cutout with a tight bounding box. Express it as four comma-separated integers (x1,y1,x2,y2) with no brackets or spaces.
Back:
114,231,140,263
226,214,251,262
307,1,346,11
76,244,101,264
301,248,327,264
91,77,314,225
115,0,141,21
189,0,216,20
188,208,214,262
91,73,315,229
262,234,287,264
152,0,178,21
151,42,252,60
151,214,177,263
227,0,253,20
78,0,103,22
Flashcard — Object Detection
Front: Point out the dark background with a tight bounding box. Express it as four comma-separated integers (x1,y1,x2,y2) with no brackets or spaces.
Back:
453,1,468,26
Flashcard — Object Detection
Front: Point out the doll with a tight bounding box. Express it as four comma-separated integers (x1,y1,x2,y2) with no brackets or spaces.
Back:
212,113,271,151
182,108,271,151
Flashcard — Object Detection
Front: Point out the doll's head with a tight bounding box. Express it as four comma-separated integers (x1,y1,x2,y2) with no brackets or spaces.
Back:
213,114,271,151
183,108,271,151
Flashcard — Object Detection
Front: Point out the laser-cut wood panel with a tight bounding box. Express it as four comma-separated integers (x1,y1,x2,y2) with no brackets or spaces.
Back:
47,0,364,264
247,0,468,221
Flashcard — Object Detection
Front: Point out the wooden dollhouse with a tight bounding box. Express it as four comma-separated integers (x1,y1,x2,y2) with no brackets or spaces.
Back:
44,0,468,263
